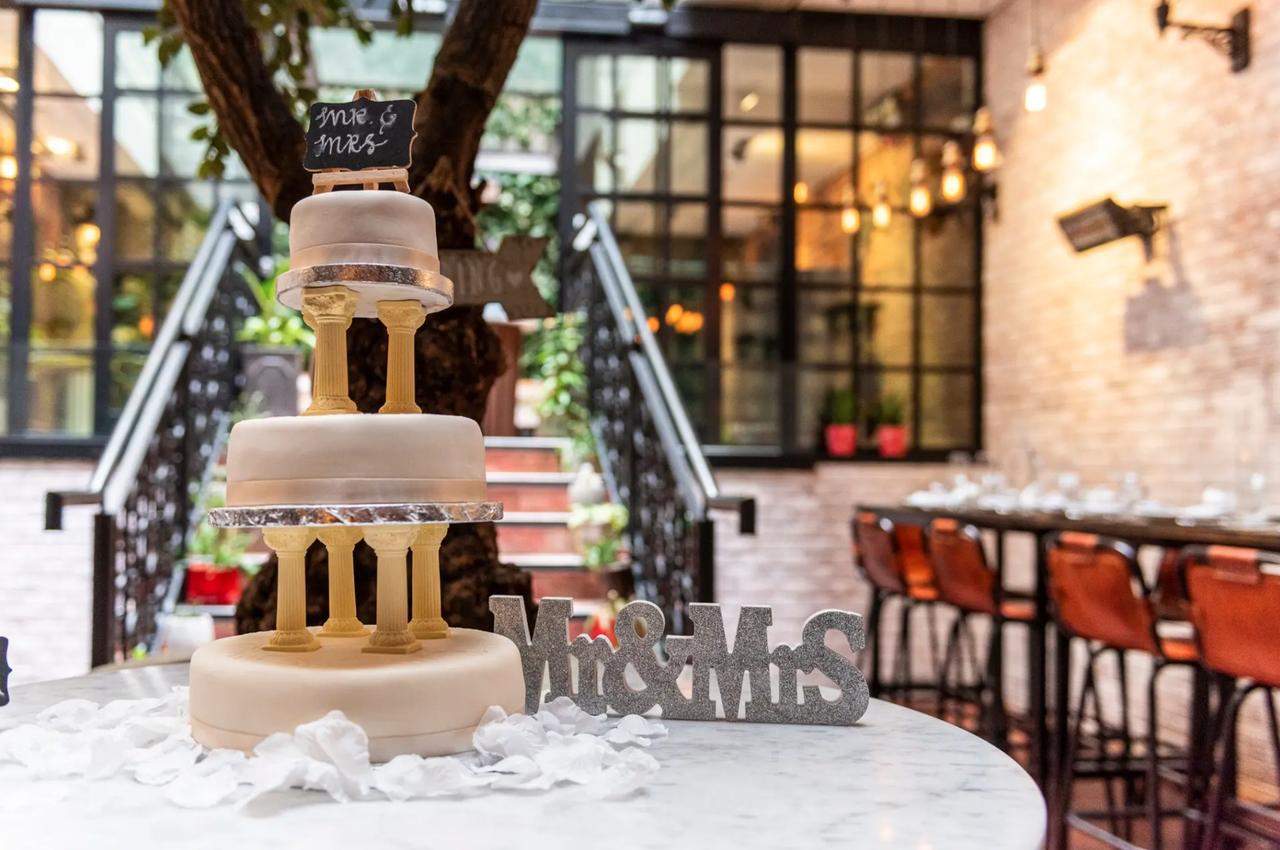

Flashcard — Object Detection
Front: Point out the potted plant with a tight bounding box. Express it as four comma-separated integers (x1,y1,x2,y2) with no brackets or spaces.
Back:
568,502,633,597
184,505,253,606
823,388,858,457
237,263,315,417
876,392,908,458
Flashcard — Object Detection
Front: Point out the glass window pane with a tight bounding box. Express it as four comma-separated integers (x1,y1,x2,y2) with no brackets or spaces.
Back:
858,131,912,207
0,267,10,344
861,214,913,286
861,51,913,129
114,95,158,177
721,363,779,445
159,183,214,261
796,209,851,285
797,368,856,452
859,290,912,368
799,290,855,364
920,373,974,448
0,11,17,82
161,95,205,177
312,28,441,93
613,201,662,278
34,96,100,181
112,271,153,345
34,11,103,95
799,49,852,125
663,286,707,361
921,294,974,367
921,56,976,133
110,348,147,420
669,58,709,113
0,345,8,435
161,45,202,91
669,203,707,279
723,206,780,283
156,272,184,321
576,55,613,110
723,126,781,203
509,37,561,95
618,55,659,113
115,181,155,261
862,368,914,449
575,114,612,193
32,180,97,266
115,29,159,90
721,285,777,363
672,363,709,441
670,120,706,195
27,348,94,435
797,129,853,206
30,263,95,347
615,118,659,193
724,45,781,121
921,204,976,288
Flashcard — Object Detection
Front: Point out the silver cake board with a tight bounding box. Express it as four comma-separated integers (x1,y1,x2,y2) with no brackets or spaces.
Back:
206,501,503,529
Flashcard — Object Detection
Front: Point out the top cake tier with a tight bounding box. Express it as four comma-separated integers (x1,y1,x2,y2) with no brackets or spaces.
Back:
277,191,453,318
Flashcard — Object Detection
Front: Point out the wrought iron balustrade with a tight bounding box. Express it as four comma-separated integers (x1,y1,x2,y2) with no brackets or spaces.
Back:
46,202,263,666
567,202,756,635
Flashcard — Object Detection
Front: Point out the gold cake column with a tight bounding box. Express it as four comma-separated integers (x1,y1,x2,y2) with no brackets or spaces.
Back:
363,525,420,654
261,527,319,652
409,524,449,639
317,527,369,637
302,285,359,416
377,300,426,414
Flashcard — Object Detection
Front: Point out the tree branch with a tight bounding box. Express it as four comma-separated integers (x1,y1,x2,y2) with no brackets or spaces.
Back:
168,0,313,221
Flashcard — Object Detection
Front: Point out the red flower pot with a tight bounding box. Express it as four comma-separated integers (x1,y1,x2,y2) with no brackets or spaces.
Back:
878,424,908,458
824,424,858,457
185,562,244,605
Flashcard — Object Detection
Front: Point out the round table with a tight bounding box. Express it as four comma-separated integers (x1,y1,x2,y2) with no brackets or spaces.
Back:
2,665,1045,849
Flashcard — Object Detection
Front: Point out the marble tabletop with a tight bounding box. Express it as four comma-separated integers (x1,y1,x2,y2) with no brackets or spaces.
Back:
1,664,1045,850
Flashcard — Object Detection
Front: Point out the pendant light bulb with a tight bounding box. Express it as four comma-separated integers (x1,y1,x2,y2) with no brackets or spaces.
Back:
871,181,892,229
908,158,933,218
941,140,967,203
841,205,861,235
970,107,1000,174
1024,47,1047,113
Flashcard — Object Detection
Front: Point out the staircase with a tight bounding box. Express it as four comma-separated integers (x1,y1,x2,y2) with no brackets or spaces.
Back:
486,436,602,630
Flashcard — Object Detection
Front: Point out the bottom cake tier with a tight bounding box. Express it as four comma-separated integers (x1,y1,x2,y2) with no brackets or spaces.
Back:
188,628,525,761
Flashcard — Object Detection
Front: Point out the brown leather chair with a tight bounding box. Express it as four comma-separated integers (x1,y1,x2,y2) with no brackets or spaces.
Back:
1179,545,1280,850
852,511,942,701
927,518,1035,744
1047,532,1199,850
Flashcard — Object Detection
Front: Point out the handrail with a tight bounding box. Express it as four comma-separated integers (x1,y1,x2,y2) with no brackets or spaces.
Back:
583,201,755,534
46,202,256,527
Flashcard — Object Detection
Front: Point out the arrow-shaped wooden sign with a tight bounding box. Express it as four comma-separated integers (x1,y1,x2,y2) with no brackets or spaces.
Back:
441,236,554,320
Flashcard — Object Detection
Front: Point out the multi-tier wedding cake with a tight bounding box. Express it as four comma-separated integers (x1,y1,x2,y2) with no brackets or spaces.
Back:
189,94,524,761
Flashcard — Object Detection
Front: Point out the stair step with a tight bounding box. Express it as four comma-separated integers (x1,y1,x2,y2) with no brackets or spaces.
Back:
497,524,573,554
485,437,567,474
487,471,575,486
505,552,586,570
487,483,570,512
498,511,571,525
532,569,614,600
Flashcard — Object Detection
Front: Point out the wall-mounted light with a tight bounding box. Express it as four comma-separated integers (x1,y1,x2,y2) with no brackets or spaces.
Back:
1024,48,1047,112
1155,2,1250,72
1057,197,1166,253
36,135,80,160
793,181,810,204
940,141,966,204
971,107,1000,173
739,91,759,114
0,75,17,94
0,154,16,181
840,187,861,234
908,158,932,218
871,182,891,229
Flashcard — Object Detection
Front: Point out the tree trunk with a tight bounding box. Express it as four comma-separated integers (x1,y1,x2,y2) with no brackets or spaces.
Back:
171,0,540,631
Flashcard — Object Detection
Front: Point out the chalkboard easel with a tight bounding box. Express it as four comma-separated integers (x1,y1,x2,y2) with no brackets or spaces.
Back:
307,89,414,194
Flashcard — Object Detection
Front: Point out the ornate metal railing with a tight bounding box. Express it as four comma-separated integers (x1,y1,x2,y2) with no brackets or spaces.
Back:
46,202,262,666
567,202,756,635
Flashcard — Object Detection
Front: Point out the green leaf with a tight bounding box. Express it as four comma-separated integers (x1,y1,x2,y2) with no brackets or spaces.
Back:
187,101,211,116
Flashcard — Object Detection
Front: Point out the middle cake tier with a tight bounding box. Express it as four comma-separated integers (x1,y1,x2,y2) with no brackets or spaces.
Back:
224,414,486,507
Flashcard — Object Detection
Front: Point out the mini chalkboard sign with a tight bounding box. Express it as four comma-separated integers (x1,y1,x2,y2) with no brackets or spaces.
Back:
304,96,416,172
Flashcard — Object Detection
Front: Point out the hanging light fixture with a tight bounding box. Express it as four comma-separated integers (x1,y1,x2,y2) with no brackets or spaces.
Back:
971,107,1000,173
840,186,861,234
871,181,892,229
793,181,810,204
0,154,16,181
1024,0,1047,112
908,158,933,218
941,141,966,204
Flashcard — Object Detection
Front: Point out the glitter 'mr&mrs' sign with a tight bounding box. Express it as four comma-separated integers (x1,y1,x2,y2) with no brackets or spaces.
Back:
489,597,870,726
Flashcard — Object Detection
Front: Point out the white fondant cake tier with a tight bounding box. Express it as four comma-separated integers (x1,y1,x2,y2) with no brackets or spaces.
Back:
289,191,439,271
224,414,486,507
189,629,525,760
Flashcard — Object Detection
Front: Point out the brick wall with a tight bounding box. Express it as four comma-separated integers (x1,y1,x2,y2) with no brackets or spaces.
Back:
0,459,94,686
